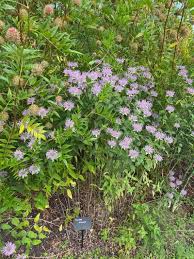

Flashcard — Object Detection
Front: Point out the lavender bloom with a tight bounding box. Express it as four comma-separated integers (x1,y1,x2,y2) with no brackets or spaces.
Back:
119,136,132,150
186,78,193,85
29,165,40,175
176,179,182,186
126,89,139,97
132,123,143,132
180,189,187,196
154,154,163,162
114,85,124,92
16,254,27,259
129,115,138,122
169,176,176,182
118,78,128,86
154,131,165,140
46,149,59,161
137,100,152,117
166,90,175,97
28,137,36,149
91,83,102,96
107,140,116,148
128,149,139,159
169,182,176,188
37,107,49,118
2,242,16,256
144,145,154,155
91,129,101,137
146,125,156,134
187,87,194,95
166,105,175,113
14,149,24,160
169,170,175,176
110,130,122,139
27,97,36,105
68,86,82,96
116,58,125,64
165,136,174,144
65,119,74,129
67,61,78,68
63,101,75,111
20,132,31,142
18,169,28,178
22,109,29,116
150,90,158,97
119,107,130,116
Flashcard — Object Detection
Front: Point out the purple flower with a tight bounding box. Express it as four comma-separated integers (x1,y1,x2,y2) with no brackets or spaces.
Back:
129,115,138,122
91,129,101,137
169,176,176,182
166,90,175,97
165,136,173,144
22,109,29,116
169,182,176,188
144,145,154,155
63,101,75,111
126,89,139,97
166,105,175,113
146,125,156,134
154,131,165,140
27,97,36,105
67,61,78,68
176,179,182,186
68,86,82,96
150,90,158,97
119,136,132,150
16,254,27,259
128,149,139,159
18,169,28,178
132,123,143,132
20,132,31,142
46,149,59,161
119,107,130,116
2,242,16,256
65,119,74,129
118,78,128,86
110,130,122,139
91,83,102,96
154,154,163,162
169,170,175,176
187,87,194,95
116,58,125,64
14,149,24,160
37,107,49,118
27,137,36,149
29,165,40,175
180,189,187,196
137,100,152,117
186,78,193,85
114,85,124,92
107,140,116,148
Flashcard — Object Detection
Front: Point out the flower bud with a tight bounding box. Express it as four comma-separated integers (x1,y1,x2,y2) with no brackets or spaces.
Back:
5,27,20,44
12,75,25,87
43,4,54,16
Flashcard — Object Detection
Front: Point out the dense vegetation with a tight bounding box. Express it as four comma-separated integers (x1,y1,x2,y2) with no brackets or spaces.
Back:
0,0,193,258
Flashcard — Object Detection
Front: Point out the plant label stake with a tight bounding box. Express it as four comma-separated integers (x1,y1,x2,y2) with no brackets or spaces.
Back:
73,217,92,248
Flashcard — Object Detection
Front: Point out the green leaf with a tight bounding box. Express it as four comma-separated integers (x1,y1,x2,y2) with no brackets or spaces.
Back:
67,189,73,199
28,231,38,239
32,239,42,245
1,223,12,230
11,217,20,226
34,213,40,223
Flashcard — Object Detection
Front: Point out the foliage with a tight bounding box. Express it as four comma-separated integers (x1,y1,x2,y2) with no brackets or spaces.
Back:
0,0,193,257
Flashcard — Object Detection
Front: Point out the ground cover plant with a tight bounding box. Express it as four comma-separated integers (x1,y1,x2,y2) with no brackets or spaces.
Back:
0,0,193,258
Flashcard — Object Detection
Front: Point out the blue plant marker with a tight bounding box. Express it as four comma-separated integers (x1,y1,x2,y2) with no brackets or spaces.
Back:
73,217,92,248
